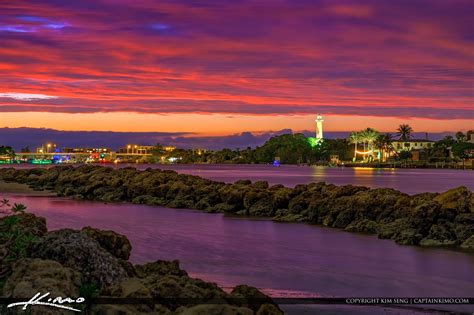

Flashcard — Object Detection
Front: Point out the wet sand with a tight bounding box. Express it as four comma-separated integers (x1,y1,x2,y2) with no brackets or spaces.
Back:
0,180,56,196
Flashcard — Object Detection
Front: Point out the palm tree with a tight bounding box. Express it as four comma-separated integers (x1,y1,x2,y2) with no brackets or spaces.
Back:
375,133,393,162
362,128,379,159
0,146,15,162
349,131,361,160
455,131,466,142
397,124,413,141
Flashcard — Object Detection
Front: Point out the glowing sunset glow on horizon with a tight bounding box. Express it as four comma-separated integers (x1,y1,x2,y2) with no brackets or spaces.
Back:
0,0,472,134
2,112,473,135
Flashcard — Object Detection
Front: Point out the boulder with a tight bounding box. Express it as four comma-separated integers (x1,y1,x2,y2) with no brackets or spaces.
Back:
419,224,458,247
0,212,47,237
30,229,128,289
344,219,378,234
177,304,253,315
460,235,474,251
433,186,472,213
102,277,151,298
134,260,188,278
3,259,82,315
81,226,132,260
257,303,284,315
230,285,282,314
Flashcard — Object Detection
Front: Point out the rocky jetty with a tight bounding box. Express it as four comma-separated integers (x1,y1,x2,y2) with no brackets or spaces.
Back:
0,212,283,314
0,165,473,250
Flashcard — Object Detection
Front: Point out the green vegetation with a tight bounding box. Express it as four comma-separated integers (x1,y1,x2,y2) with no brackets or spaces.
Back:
0,200,38,277
0,146,15,164
140,126,473,166
396,124,414,140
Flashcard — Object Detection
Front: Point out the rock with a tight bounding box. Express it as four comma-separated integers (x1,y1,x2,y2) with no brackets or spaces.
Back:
230,285,282,314
0,212,47,237
273,212,306,222
30,229,128,289
251,181,269,190
460,235,474,251
433,186,472,213
102,277,151,298
245,192,274,216
377,219,409,240
143,275,229,308
81,226,132,260
257,303,284,315
177,304,253,315
3,259,82,315
92,303,168,314
344,219,378,234
419,223,458,247
333,209,355,228
0,165,471,250
270,186,293,209
393,229,423,246
135,260,188,278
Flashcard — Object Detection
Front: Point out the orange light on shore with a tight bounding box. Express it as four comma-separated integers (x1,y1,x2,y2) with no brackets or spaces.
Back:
355,150,373,155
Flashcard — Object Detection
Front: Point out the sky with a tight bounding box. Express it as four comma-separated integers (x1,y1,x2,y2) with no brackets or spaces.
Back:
0,0,473,136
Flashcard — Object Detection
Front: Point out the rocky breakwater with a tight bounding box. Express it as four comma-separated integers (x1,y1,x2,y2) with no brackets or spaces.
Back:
0,165,473,250
0,212,283,314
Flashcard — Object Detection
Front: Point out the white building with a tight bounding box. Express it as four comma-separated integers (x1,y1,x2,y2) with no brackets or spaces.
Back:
392,139,435,152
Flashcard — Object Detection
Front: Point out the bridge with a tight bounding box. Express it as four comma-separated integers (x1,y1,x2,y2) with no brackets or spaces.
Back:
13,152,152,163
15,152,152,157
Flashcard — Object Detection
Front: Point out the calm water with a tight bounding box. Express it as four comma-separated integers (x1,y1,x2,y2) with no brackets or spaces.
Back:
144,164,474,194
3,164,473,194
2,193,474,314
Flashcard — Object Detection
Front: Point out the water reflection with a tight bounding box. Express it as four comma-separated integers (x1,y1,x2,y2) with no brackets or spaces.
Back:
3,164,472,194
3,194,474,314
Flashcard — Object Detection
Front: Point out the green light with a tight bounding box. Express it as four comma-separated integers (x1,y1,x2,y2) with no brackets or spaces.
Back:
307,137,321,148
32,159,52,165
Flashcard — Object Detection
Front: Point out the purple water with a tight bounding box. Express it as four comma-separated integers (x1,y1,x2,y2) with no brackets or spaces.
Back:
2,194,474,314
3,164,473,194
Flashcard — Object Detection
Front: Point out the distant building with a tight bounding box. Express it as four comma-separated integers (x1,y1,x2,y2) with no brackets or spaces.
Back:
163,146,176,152
392,139,435,153
36,143,57,154
117,145,154,155
469,132,474,144
63,147,110,154
193,148,206,155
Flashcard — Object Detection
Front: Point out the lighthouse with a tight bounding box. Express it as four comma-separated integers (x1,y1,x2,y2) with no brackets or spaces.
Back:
315,114,324,141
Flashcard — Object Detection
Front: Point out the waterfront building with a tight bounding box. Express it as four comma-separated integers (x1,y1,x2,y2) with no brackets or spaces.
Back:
469,132,474,144
392,139,435,153
118,145,154,155
63,147,110,154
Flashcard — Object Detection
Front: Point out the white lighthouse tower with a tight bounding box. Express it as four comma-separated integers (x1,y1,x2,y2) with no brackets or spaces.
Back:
315,114,324,141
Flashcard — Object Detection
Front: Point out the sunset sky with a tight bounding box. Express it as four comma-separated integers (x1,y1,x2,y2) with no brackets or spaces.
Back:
0,0,473,135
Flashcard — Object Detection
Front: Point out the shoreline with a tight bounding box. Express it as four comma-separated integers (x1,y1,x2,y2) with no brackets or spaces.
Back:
0,212,283,314
2,210,470,315
0,180,56,196
2,161,473,170
0,165,472,251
